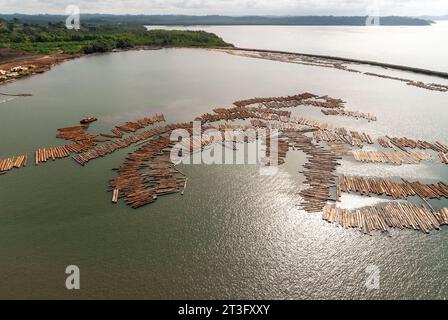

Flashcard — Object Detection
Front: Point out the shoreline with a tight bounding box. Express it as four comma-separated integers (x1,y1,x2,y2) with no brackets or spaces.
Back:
2,45,448,92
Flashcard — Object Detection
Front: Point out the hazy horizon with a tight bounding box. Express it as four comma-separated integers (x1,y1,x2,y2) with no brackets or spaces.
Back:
0,0,447,17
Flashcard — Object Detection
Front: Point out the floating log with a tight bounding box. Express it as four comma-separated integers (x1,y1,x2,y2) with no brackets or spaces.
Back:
0,154,27,174
323,202,448,234
352,150,432,165
337,175,448,200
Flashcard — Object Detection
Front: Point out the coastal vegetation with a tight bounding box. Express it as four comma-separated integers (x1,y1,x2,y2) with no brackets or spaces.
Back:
0,18,232,55
0,14,434,26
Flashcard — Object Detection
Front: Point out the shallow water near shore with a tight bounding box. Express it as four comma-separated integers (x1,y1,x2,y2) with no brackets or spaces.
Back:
0,48,447,299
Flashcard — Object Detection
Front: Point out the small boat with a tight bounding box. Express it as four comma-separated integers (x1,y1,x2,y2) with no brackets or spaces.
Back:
80,117,97,124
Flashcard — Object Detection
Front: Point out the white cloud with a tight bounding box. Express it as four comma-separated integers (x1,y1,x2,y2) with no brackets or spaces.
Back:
0,0,447,16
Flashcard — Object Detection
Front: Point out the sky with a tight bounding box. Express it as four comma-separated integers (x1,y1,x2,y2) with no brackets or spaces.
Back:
0,0,447,16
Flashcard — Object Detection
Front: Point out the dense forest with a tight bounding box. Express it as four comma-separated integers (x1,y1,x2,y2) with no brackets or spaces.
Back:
0,18,232,54
0,14,434,26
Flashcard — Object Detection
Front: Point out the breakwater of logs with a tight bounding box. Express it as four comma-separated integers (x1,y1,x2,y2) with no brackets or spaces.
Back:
0,154,27,173
352,150,432,165
321,108,377,122
219,49,448,92
337,175,448,200
323,203,448,234
284,130,340,213
364,72,448,92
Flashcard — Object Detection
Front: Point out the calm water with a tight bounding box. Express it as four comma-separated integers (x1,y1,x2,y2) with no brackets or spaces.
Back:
147,22,448,72
0,49,447,299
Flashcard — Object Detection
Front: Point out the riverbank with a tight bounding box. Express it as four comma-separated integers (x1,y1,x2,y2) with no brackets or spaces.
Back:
0,49,80,87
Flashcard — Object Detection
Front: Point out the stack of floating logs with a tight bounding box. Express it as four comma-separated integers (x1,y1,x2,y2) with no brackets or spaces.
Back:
323,203,448,234
0,154,27,174
337,175,448,200
116,114,165,133
72,123,190,166
352,150,432,165
386,136,448,153
35,141,97,165
284,130,340,213
101,128,123,139
290,116,333,130
110,135,186,208
35,146,70,164
378,137,391,148
263,133,289,166
313,129,373,148
233,92,317,107
57,125,96,141
321,108,377,121
328,143,351,156
439,153,448,164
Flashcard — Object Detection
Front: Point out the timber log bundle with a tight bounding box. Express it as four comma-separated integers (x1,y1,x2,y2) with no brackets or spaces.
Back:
323,203,448,234
72,123,190,166
115,114,165,133
0,154,27,173
34,141,97,165
337,175,448,200
57,125,96,141
313,129,373,148
384,136,448,153
233,92,317,107
352,150,432,165
110,136,185,208
439,153,448,164
321,108,377,122
284,130,340,213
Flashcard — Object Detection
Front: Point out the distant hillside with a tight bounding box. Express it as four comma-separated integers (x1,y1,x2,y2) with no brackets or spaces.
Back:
419,15,448,21
0,14,434,26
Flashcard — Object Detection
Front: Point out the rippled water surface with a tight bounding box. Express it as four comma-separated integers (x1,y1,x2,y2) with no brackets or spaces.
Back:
0,49,447,299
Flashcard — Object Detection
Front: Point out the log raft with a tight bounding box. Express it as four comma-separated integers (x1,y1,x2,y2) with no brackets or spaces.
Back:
323,203,448,234
0,154,27,173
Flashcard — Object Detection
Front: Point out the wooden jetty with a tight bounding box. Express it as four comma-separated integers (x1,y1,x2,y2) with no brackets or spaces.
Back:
0,154,27,173
337,175,448,200
323,202,448,234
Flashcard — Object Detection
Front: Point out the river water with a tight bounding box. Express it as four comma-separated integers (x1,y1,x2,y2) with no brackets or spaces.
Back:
147,21,448,72
0,47,447,299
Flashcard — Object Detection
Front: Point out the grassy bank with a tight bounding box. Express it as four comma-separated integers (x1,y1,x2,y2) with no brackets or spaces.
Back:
0,19,233,55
